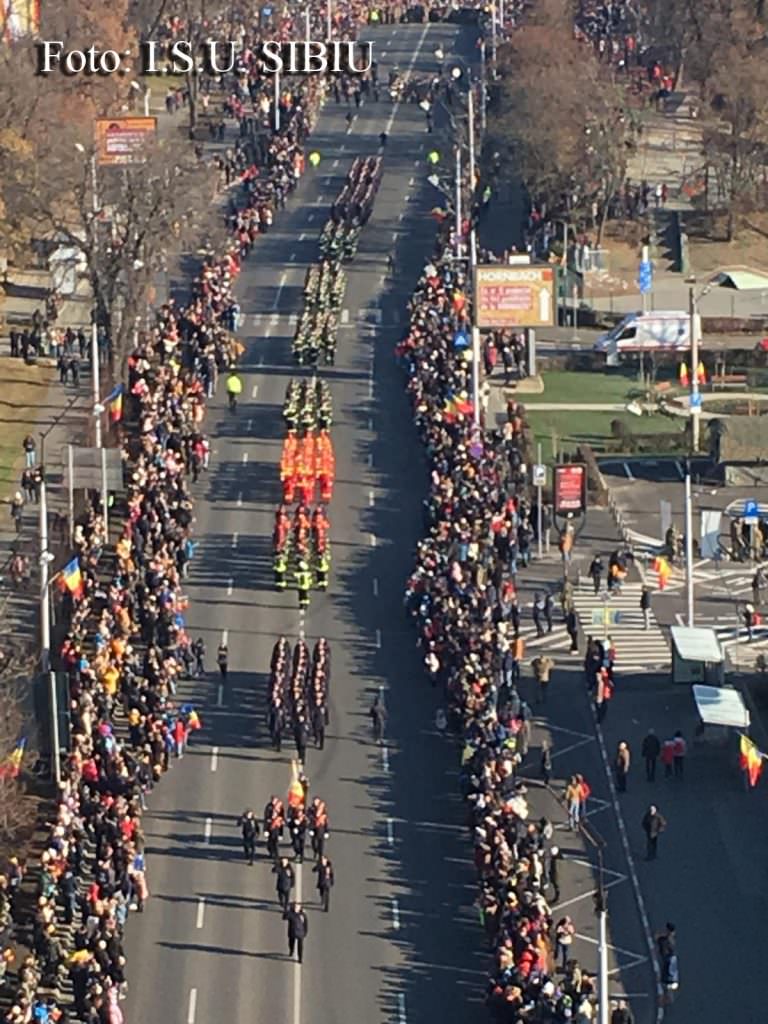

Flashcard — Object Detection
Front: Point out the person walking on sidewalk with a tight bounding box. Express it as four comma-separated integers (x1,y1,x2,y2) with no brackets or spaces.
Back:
589,554,603,595
615,741,631,792
532,655,554,705
672,730,687,779
641,728,661,781
641,804,667,860
9,492,24,534
640,586,652,629
22,435,36,468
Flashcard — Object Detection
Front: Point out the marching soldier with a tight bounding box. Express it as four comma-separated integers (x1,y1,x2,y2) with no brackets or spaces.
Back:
238,809,260,865
314,855,334,912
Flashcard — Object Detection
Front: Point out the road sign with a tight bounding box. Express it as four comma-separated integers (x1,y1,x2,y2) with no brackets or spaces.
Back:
474,265,555,329
745,498,759,519
690,392,702,414
591,608,622,626
453,329,469,350
533,464,546,487
638,259,653,294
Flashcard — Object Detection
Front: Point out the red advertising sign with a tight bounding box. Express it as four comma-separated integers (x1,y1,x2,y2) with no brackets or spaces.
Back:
474,265,555,329
554,464,586,514
95,117,157,166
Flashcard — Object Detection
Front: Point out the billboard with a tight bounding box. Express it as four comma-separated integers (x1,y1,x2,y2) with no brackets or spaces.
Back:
95,117,157,166
554,464,586,514
474,265,555,329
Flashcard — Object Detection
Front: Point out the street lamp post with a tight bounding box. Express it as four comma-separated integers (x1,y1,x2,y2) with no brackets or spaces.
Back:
274,68,281,132
38,466,61,785
454,146,462,261
688,280,701,451
326,0,332,39
479,40,487,134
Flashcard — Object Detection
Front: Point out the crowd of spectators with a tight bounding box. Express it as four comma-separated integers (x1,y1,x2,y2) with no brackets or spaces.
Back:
0,16,346,1023
398,240,601,1022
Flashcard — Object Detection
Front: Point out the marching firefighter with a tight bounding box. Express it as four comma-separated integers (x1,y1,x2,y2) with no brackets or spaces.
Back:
296,559,312,609
273,506,290,551
274,548,288,589
314,546,331,590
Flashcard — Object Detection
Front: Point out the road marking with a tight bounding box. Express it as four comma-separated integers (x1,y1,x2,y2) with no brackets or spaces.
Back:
375,628,382,649
373,576,379,597
271,273,287,312
289,252,296,262
382,744,390,772
387,818,394,846
397,993,406,1024
196,898,205,929
368,416,374,430
370,533,377,547
369,489,374,507
252,383,259,399
391,897,400,930
623,461,634,481
204,817,212,843
367,452,373,468
211,747,219,772
593,712,664,1017
332,159,339,168
242,451,249,464
308,212,315,222
227,578,233,596
299,610,306,643
232,532,238,549
392,231,398,242
221,629,228,644
217,684,224,707
341,307,350,324
675,459,685,479
368,379,374,399
237,492,243,508
187,988,197,1024
409,176,415,186
384,20,430,138
398,211,405,221
340,143,346,152
299,233,306,242
317,193,325,203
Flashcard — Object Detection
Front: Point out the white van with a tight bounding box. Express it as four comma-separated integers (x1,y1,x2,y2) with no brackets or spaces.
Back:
594,310,699,366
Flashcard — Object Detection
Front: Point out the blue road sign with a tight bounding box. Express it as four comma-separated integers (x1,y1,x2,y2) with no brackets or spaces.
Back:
690,392,702,411
745,498,759,518
638,259,652,294
453,329,469,350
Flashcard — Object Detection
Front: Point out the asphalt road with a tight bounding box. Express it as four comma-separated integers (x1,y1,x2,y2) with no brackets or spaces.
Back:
123,25,657,1024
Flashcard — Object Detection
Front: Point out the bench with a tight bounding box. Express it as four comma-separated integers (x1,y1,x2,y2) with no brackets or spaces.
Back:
711,373,748,391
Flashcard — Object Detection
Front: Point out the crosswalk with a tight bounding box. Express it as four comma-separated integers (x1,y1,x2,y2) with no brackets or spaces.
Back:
674,612,768,663
572,581,670,673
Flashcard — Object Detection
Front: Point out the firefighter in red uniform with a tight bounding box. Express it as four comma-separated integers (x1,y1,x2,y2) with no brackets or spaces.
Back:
273,506,290,552
308,797,330,860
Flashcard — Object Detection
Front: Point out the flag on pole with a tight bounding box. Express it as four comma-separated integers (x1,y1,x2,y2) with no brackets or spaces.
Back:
740,733,763,787
104,383,124,423
0,738,26,780
59,557,84,600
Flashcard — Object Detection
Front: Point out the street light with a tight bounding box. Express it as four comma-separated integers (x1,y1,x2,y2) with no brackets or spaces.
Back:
130,79,151,118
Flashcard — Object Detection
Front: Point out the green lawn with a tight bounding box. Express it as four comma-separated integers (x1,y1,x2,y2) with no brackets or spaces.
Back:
522,369,650,405
526,408,686,464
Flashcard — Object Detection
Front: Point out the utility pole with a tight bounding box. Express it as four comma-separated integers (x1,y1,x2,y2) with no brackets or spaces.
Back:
688,281,701,451
479,41,487,134
454,146,462,260
326,0,332,39
536,442,544,559
467,87,476,194
39,467,60,786
274,67,281,132
685,458,695,627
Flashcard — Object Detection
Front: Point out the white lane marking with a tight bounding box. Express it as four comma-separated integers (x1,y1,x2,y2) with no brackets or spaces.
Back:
341,308,350,324
368,490,374,507
368,452,373,468
368,379,374,399
308,212,315,222
217,684,224,707
242,451,249,464
623,461,634,481
340,143,346,152
252,383,259,399
397,993,406,1024
384,21,429,137
221,629,229,644
247,418,253,431
299,609,306,643
392,897,400,930
414,159,419,166
386,818,394,846
227,578,233,596
373,576,379,597
293,759,304,1011
237,492,243,508
398,212,405,221
258,355,264,367
317,194,325,202
187,988,198,1024
196,898,206,929
232,532,238,549
375,628,382,649
370,533,377,547
289,253,296,262
204,817,212,843
211,747,219,772
675,459,685,480
271,273,287,311
368,416,374,430
409,177,414,186
382,744,390,772
299,233,306,242
332,158,339,168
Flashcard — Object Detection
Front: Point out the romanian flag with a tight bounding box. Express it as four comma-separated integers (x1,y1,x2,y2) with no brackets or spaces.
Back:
60,557,84,600
740,734,763,788
105,383,124,423
443,393,474,420
0,739,26,780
